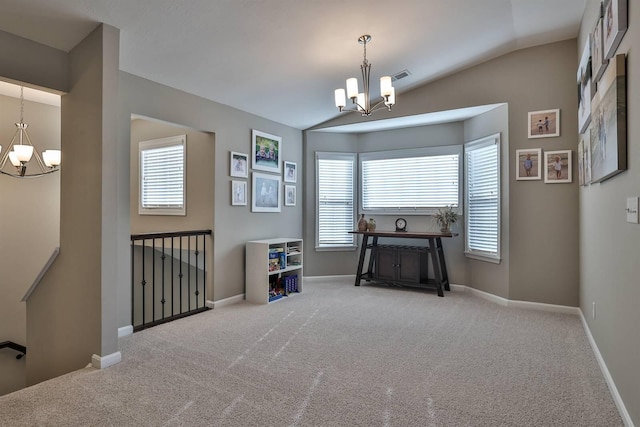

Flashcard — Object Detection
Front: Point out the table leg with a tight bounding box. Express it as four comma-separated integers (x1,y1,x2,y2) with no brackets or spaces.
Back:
354,234,369,286
364,236,379,281
436,237,450,291
428,238,444,297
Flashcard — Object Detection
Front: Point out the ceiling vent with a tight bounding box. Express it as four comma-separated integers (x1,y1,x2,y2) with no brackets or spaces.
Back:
391,69,411,82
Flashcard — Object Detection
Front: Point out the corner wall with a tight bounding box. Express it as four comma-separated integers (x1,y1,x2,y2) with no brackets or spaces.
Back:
307,40,580,307
578,1,640,423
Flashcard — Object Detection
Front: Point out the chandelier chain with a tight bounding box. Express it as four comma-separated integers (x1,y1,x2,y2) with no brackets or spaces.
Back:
20,86,24,124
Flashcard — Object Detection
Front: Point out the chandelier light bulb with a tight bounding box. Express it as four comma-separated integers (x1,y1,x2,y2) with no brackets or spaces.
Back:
380,76,393,97
356,93,365,111
8,151,21,167
43,150,62,167
13,144,34,162
334,89,346,109
346,78,359,100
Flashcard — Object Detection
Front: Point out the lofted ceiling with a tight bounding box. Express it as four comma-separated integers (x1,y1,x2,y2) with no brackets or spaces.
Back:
0,0,586,130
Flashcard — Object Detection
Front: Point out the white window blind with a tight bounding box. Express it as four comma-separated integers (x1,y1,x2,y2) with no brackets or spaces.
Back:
465,134,500,261
360,146,462,213
139,135,186,216
316,153,356,249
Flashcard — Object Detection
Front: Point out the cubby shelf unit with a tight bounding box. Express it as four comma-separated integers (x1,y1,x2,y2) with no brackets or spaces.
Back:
246,238,303,304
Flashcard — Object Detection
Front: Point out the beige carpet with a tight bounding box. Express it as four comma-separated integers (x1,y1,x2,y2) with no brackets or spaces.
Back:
0,278,623,426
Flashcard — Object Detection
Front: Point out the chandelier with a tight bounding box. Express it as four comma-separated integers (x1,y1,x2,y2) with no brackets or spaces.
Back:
334,34,396,116
0,86,61,178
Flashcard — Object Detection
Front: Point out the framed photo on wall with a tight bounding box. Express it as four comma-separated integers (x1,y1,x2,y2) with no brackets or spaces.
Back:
578,139,585,186
231,180,247,206
230,151,248,178
603,0,628,59
515,149,541,181
577,39,592,134
589,54,627,183
584,129,592,184
544,150,572,184
591,6,608,82
284,161,297,183
252,129,282,174
528,109,560,138
252,172,281,212
284,185,296,206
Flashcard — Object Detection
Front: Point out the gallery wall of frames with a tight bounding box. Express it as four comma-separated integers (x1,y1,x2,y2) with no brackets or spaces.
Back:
229,130,298,211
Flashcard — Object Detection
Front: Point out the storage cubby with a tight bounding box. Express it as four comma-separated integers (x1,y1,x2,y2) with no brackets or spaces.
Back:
246,238,303,304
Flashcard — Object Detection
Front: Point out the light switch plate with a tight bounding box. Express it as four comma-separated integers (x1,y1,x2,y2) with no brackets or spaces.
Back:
626,197,639,223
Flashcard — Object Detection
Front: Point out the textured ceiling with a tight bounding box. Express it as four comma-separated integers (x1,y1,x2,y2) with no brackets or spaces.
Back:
0,0,586,129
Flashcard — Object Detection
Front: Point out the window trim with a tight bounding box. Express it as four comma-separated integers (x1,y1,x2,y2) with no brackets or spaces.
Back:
315,151,357,251
359,145,463,215
139,134,187,216
464,133,501,263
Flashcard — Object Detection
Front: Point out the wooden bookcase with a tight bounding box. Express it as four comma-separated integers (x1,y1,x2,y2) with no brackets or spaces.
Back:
246,238,303,304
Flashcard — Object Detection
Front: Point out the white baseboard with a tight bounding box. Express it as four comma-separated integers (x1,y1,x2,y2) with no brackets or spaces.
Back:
454,284,580,314
118,325,133,338
508,299,580,315
458,284,509,307
303,274,356,282
207,293,245,309
91,351,122,369
579,311,634,426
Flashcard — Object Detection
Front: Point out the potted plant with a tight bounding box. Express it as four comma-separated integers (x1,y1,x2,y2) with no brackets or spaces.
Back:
433,206,458,233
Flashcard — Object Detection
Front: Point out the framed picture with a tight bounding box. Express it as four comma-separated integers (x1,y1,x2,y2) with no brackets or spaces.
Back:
589,54,627,183
515,149,541,181
230,151,248,178
591,5,608,82
578,139,585,186
584,128,592,185
252,172,281,212
284,185,296,206
603,0,627,59
252,129,282,173
231,180,247,206
577,39,592,134
284,161,297,183
528,109,560,138
544,150,572,184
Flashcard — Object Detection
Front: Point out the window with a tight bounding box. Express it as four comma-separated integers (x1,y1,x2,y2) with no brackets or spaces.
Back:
139,135,186,216
359,146,462,214
316,152,357,249
464,134,500,262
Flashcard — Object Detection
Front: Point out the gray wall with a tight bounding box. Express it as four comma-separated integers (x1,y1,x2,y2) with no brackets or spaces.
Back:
303,131,358,276
307,39,579,307
25,24,120,385
118,71,303,329
129,118,215,308
0,30,68,94
579,1,639,423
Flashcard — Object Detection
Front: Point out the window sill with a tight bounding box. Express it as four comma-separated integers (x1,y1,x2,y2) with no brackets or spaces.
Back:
315,246,358,252
464,252,501,264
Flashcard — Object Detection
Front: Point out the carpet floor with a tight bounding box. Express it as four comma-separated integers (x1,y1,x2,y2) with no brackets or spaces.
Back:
0,278,623,426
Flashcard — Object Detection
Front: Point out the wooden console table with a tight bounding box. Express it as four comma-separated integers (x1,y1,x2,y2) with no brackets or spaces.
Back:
349,230,458,297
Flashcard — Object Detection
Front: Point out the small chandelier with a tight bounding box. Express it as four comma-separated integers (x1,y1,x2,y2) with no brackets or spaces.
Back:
334,34,396,117
0,86,61,178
